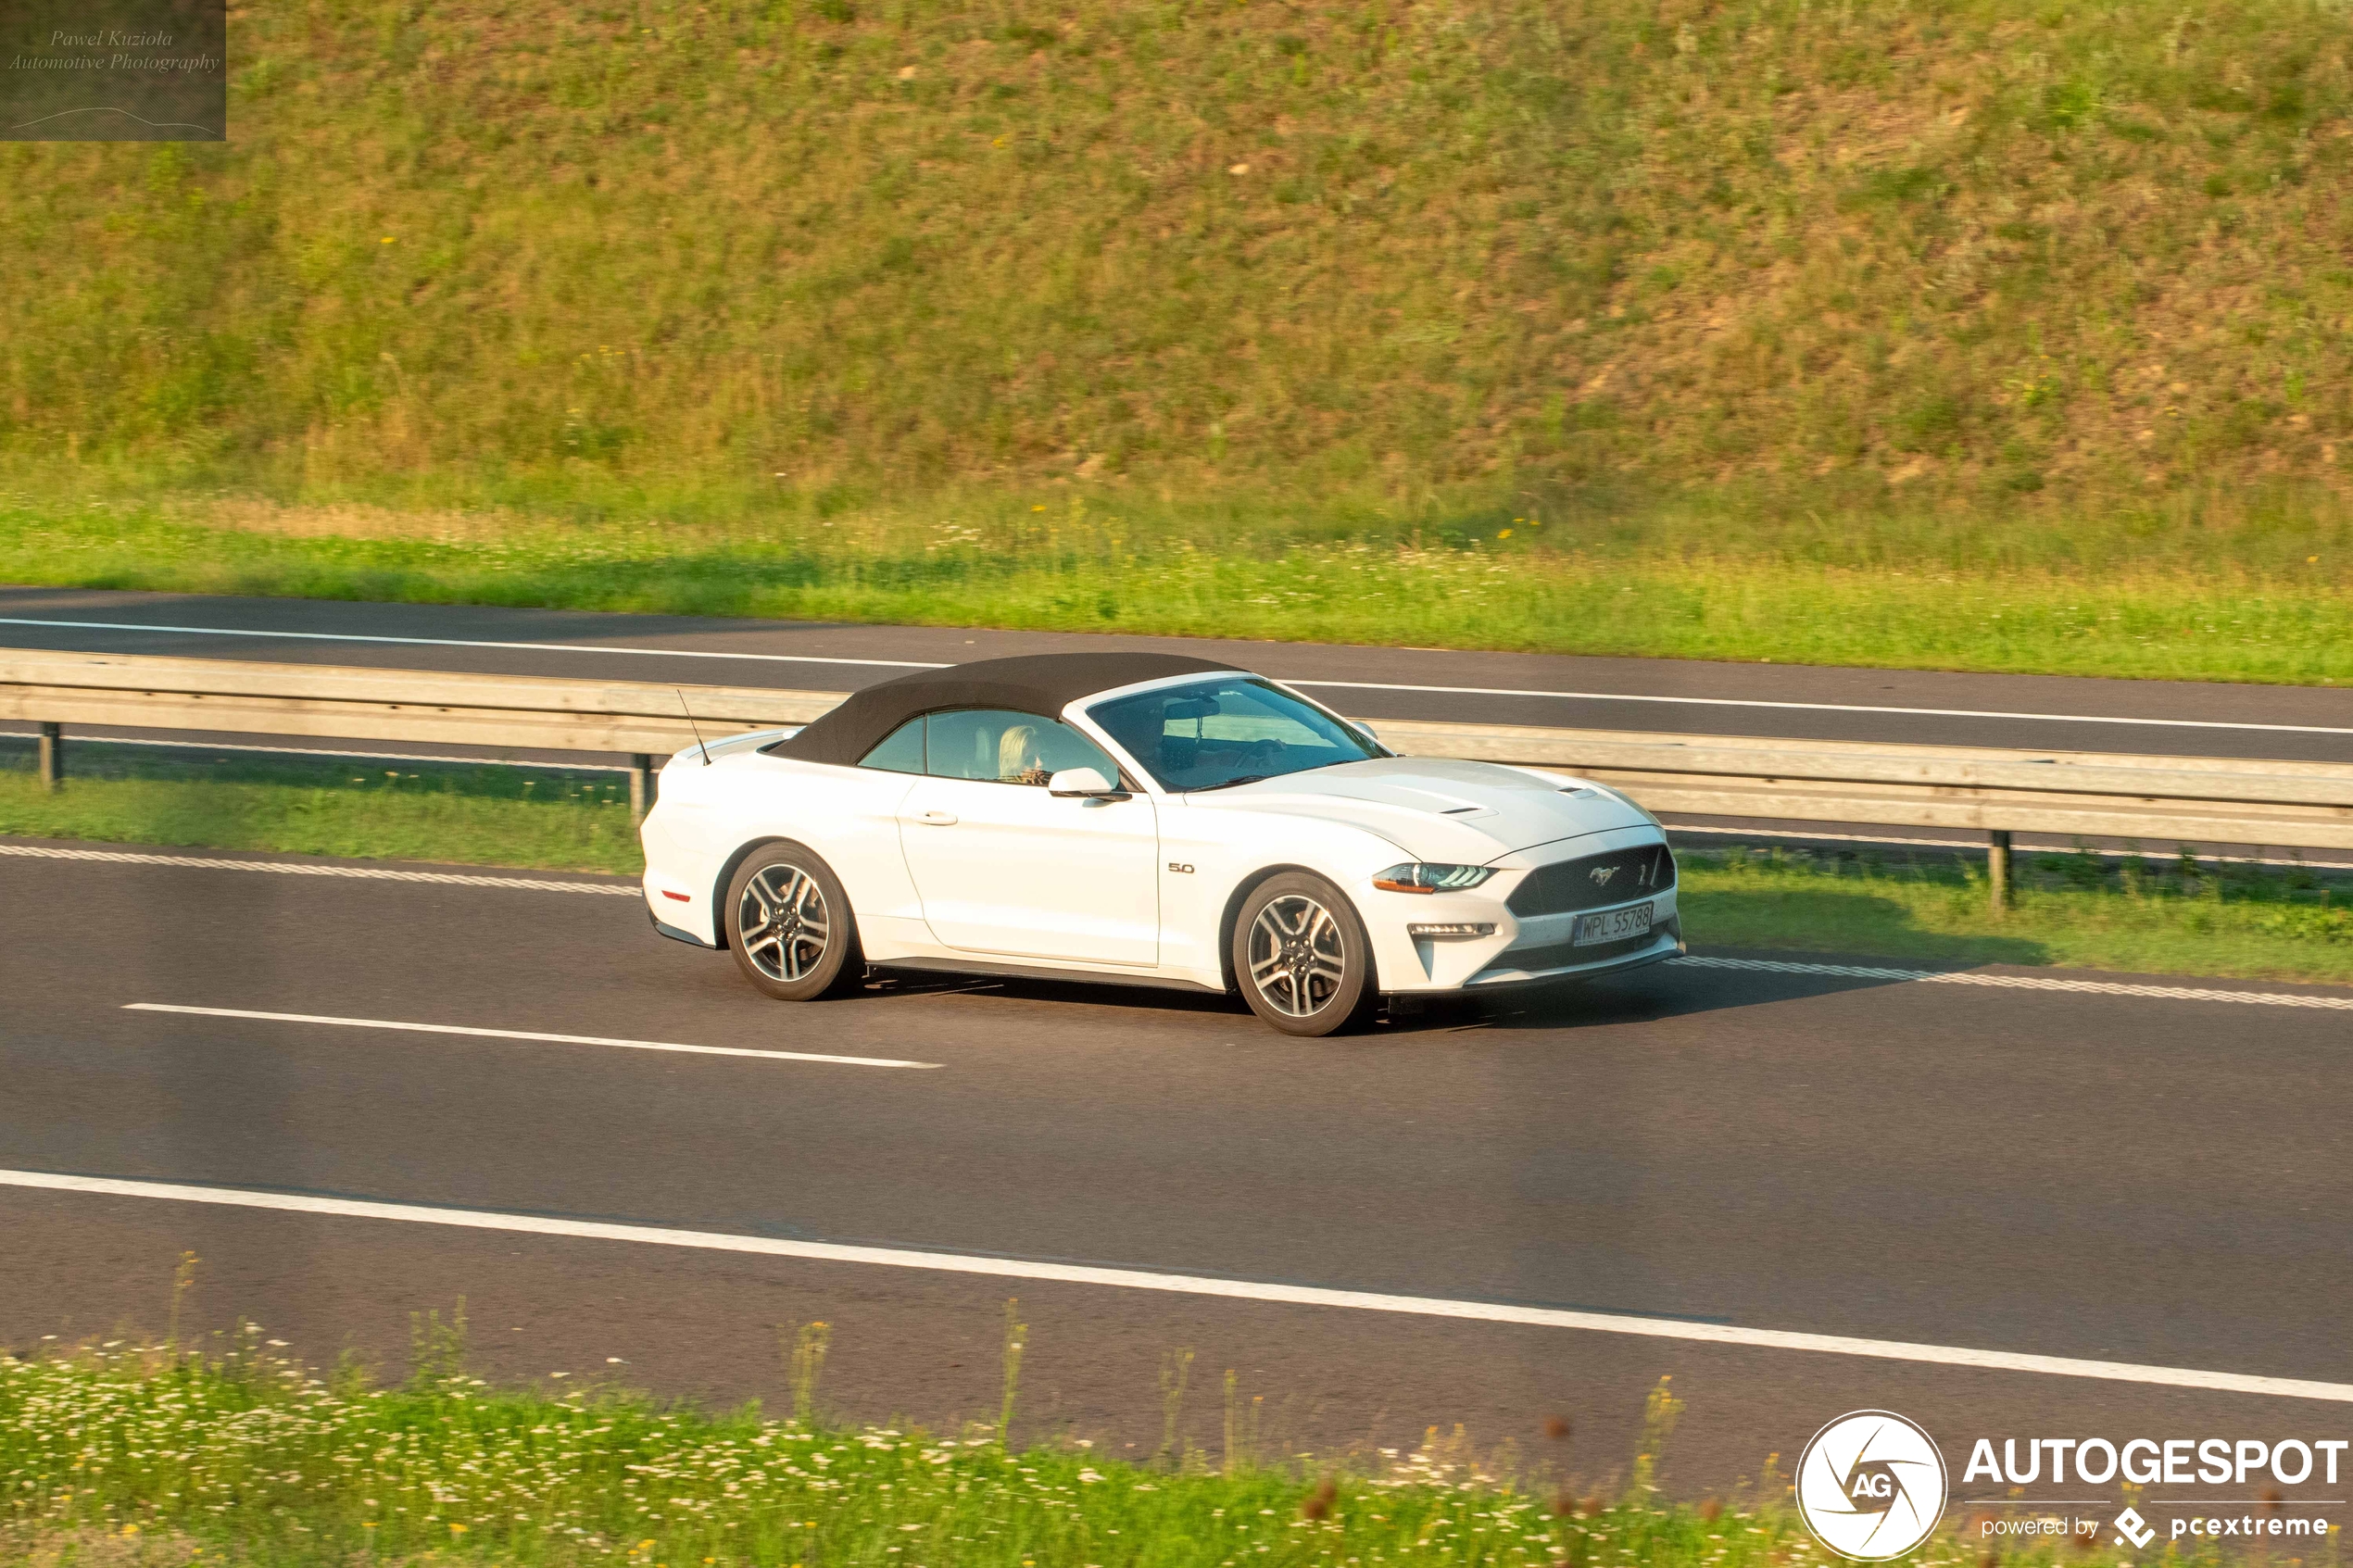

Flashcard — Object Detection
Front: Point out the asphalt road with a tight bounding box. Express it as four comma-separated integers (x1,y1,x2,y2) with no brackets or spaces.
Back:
6,583,2351,760
7,844,2353,1508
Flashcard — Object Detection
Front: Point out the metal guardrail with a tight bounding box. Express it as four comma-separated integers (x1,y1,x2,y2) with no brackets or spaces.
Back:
8,650,2353,903
0,650,836,817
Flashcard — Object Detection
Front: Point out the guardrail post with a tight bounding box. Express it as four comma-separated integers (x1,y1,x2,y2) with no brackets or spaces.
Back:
629,754,655,822
36,721,62,791
1987,829,2012,913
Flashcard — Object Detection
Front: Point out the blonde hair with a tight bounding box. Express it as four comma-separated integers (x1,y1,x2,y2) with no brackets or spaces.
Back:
999,723,1040,780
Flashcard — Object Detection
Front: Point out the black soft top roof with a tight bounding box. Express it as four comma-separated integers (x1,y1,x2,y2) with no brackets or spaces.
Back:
771,651,1239,767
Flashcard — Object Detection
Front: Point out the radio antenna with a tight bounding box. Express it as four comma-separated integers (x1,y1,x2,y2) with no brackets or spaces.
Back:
677,689,712,765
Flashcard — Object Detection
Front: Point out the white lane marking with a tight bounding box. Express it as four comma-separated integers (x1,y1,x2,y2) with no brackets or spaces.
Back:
0,843,636,894
3,1168,2349,1403
0,727,633,771
1672,955,2353,1010
6,616,2346,738
1295,676,2353,738
121,1004,940,1070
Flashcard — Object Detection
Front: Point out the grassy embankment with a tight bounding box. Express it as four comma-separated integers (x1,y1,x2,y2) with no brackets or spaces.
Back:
5,1,2353,679
0,1319,2122,1568
6,747,2348,985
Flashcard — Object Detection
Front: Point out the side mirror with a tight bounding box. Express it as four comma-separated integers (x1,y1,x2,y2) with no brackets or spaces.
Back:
1048,767,1121,797
1353,721,1383,749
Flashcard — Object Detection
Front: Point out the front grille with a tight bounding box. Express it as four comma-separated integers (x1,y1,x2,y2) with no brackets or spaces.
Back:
1478,930,1662,975
1505,843,1676,918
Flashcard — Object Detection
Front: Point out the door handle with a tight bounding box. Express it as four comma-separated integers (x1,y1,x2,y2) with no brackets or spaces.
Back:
915,809,959,825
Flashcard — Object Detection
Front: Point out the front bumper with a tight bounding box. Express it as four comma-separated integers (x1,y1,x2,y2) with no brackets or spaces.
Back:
1457,915,1684,988
1364,825,1683,994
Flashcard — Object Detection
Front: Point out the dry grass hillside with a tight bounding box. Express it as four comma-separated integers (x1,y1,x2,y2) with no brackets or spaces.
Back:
2,0,2349,674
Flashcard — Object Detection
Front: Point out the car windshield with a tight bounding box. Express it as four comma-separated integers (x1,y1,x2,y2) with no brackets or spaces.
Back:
1087,677,1379,793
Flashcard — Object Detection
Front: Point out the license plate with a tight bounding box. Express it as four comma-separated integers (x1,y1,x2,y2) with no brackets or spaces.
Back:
1572,901,1654,946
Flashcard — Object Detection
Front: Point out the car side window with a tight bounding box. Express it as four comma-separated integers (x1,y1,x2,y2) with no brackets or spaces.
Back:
857,718,926,774
922,709,1120,787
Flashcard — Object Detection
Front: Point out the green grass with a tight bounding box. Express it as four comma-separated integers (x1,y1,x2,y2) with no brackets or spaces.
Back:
4,0,2353,680
1678,844,2353,985
5,494,2350,684
0,749,641,875
0,1324,2108,1568
7,748,2351,986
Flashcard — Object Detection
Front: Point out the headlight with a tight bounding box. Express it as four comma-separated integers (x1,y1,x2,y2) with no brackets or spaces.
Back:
1372,862,1495,894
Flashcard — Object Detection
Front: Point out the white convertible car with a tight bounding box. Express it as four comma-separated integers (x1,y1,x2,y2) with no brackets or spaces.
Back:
639,653,1681,1035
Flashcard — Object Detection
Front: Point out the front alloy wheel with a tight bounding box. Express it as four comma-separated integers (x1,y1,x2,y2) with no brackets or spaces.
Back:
725,843,862,1001
1233,872,1376,1036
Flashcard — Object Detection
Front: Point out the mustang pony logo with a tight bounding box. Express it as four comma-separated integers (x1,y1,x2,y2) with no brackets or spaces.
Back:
1591,865,1618,886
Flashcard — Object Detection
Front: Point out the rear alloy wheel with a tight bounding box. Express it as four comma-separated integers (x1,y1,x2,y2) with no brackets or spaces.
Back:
1233,872,1377,1036
725,843,862,1001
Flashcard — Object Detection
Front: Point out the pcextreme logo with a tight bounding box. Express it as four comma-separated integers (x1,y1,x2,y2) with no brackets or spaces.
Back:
1795,1411,1951,1562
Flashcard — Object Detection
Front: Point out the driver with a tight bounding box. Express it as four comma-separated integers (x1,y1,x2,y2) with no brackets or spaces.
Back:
997,723,1052,785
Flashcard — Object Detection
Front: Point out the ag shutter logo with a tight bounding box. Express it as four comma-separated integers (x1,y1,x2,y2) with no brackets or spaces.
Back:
1796,1411,1951,1562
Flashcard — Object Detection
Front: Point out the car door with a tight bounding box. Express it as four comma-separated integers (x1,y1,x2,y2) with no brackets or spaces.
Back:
897,708,1161,966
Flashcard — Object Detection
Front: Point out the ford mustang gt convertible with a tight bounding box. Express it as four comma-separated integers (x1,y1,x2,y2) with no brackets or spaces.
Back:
639,652,1682,1035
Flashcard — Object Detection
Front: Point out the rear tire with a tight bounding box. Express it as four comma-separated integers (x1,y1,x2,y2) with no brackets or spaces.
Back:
725,843,862,1001
1232,872,1377,1036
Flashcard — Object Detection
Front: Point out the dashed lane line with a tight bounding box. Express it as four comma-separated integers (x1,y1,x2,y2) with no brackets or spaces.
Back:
0,842,635,895
121,1003,940,1070
3,1167,2351,1402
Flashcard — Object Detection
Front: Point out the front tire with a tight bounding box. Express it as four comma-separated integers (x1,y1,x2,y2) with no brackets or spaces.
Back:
1232,872,1377,1036
725,843,862,1001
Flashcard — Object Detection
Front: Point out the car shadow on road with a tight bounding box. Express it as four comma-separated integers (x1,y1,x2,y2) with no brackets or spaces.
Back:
1400,888,2054,1036
862,890,2054,1036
